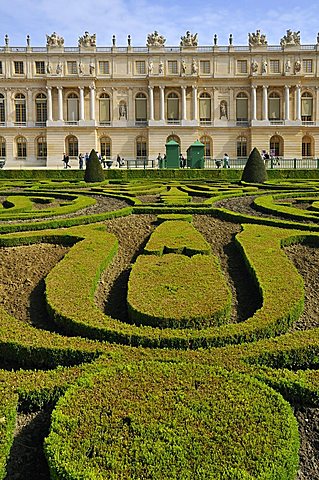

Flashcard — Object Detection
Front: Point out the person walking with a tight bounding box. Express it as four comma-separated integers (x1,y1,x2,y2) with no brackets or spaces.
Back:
223,153,230,168
116,154,121,167
78,153,84,170
63,153,71,168
101,154,107,168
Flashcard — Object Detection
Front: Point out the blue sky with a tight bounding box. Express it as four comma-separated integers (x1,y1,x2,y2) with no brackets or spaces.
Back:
1,0,319,47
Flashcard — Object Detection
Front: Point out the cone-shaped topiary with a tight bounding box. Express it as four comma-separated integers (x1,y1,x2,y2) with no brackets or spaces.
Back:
84,149,105,183
241,147,267,183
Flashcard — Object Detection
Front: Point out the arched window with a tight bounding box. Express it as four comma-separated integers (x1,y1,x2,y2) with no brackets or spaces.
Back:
200,136,212,158
100,136,111,158
135,93,147,123
270,135,283,157
167,92,179,122
16,136,27,158
67,93,79,122
136,136,147,159
99,93,110,124
199,92,211,124
0,94,5,124
0,137,6,158
237,136,247,158
166,135,180,145
15,93,26,124
302,135,313,158
66,135,78,157
37,136,47,158
35,93,47,125
236,92,248,122
268,92,281,120
301,92,313,122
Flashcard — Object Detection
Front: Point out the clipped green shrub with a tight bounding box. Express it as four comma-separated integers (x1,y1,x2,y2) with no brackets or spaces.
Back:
44,362,299,480
84,149,105,183
241,147,267,183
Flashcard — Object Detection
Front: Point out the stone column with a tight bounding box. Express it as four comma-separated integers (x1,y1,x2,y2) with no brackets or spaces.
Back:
284,85,290,121
296,85,301,121
79,87,85,121
262,85,268,121
251,85,257,121
192,85,198,121
159,86,165,121
181,85,187,121
4,88,12,125
26,88,33,125
46,87,53,121
89,84,96,121
57,86,63,121
148,86,154,121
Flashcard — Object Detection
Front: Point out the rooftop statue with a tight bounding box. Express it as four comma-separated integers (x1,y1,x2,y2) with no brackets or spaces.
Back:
280,29,300,47
78,31,96,47
146,31,166,47
180,31,198,47
248,30,267,46
46,32,64,47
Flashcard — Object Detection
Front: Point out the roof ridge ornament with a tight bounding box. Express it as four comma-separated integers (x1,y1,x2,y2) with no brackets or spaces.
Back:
280,29,300,47
248,30,267,46
78,31,96,48
180,31,198,47
46,32,64,47
146,31,166,47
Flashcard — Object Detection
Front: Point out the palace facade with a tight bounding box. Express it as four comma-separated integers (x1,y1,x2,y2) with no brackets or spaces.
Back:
0,29,319,167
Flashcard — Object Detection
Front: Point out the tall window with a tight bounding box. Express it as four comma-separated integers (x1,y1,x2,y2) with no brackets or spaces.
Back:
35,93,47,124
136,136,147,159
135,93,147,122
269,60,280,73
270,135,283,157
0,94,5,123
268,92,281,120
237,60,247,74
200,136,212,158
168,61,178,74
37,136,47,158
0,137,6,157
99,93,110,124
35,61,45,75
200,61,210,74
167,92,179,122
14,61,24,74
136,61,146,74
303,59,313,73
301,92,313,121
236,93,248,121
100,137,111,158
302,135,313,157
0,62,3,75
15,93,26,123
67,93,79,122
237,136,247,157
199,92,211,124
16,136,27,158
99,61,109,74
67,135,78,157
67,61,77,74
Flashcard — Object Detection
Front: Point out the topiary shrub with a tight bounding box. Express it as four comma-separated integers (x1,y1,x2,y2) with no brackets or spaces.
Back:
84,149,105,183
241,147,267,183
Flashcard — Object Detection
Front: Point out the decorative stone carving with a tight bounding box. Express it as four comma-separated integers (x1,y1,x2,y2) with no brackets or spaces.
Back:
180,31,198,47
119,102,127,119
191,58,198,74
280,30,300,47
4,35,9,46
220,100,228,119
56,62,63,75
46,32,64,47
248,30,267,46
78,61,84,74
251,60,258,74
181,59,186,74
148,60,153,75
46,62,52,74
262,60,267,74
146,31,166,47
294,59,301,73
78,31,96,48
159,60,164,75
285,59,291,73
89,62,95,75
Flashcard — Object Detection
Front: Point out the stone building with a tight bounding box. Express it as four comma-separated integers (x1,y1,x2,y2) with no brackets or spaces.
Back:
0,29,319,167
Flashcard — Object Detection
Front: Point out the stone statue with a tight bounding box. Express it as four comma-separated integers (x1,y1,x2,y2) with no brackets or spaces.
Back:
280,29,300,47
285,59,291,73
251,60,258,74
78,31,96,48
248,30,267,46
262,60,268,74
148,60,153,75
79,61,84,74
46,32,64,47
89,62,95,75
46,62,52,74
146,31,166,47
4,34,9,46
26,35,30,47
119,102,127,119
56,62,63,75
181,59,186,74
180,31,198,47
294,59,301,73
191,58,198,75
220,100,228,119
159,60,164,74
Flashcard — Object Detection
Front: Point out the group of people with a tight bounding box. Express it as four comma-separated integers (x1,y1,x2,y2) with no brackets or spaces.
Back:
215,153,230,169
261,150,280,166
64,152,126,169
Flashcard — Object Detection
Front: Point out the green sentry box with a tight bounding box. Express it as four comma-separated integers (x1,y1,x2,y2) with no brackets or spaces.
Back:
165,140,180,169
187,139,205,169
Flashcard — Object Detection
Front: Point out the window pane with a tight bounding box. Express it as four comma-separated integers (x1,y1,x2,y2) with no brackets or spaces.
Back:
167,98,179,119
269,98,280,119
199,99,211,120
236,98,248,120
100,99,110,122
135,98,147,120
301,98,312,116
67,98,79,121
